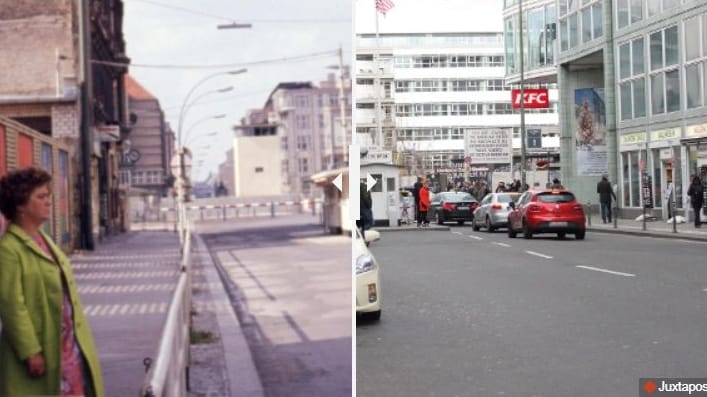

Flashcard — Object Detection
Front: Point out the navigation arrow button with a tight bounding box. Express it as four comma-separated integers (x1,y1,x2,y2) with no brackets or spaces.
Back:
366,173,377,191
332,173,343,192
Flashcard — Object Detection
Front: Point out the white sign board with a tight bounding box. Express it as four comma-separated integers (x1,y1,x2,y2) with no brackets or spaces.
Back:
362,150,393,164
464,129,513,165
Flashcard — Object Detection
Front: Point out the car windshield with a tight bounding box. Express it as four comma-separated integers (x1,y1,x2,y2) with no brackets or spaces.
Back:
445,193,474,202
537,192,575,203
497,193,521,203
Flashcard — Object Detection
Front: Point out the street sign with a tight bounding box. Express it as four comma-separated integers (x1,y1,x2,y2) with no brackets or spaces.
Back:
527,129,542,149
512,88,550,109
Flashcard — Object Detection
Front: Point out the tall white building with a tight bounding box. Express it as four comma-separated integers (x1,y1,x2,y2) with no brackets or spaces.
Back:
233,69,352,198
355,0,559,181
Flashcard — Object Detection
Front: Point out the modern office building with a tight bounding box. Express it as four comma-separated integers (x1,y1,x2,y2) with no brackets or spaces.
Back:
505,0,707,220
356,0,560,184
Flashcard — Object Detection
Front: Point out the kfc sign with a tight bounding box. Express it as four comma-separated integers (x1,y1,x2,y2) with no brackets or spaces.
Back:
511,89,550,109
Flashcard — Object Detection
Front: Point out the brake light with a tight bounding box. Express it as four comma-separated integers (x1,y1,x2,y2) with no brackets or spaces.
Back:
491,204,503,210
572,204,584,212
528,204,542,212
442,203,455,211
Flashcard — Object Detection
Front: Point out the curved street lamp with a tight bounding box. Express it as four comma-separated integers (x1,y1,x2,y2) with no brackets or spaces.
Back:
183,114,227,146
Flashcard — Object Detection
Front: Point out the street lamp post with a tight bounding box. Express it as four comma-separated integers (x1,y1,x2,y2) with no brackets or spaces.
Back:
327,45,350,169
175,69,246,229
518,0,527,186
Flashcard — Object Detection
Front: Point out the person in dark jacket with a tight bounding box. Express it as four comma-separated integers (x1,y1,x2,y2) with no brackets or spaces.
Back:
358,181,373,234
412,177,423,224
597,174,617,224
687,175,705,228
551,178,564,189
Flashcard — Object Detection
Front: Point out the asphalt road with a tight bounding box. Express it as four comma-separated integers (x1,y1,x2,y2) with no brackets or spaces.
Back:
358,226,707,397
199,215,352,397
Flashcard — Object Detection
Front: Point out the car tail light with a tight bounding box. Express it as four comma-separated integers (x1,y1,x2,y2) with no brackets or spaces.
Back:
442,203,455,211
572,204,584,212
528,204,542,212
491,204,503,210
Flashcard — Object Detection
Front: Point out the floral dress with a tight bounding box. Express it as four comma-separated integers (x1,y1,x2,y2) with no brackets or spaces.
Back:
33,233,87,396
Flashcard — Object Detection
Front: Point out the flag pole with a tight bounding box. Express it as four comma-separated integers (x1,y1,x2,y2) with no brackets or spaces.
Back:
375,3,383,150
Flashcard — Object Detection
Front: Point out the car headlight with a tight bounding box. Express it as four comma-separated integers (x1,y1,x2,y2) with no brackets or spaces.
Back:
356,255,377,274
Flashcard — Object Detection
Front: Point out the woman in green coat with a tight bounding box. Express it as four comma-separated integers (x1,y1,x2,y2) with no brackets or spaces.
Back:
0,167,104,397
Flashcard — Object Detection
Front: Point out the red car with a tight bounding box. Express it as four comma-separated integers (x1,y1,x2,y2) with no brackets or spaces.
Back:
507,189,586,240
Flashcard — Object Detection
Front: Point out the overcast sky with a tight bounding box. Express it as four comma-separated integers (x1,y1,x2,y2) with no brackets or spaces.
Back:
123,0,352,181
355,0,503,34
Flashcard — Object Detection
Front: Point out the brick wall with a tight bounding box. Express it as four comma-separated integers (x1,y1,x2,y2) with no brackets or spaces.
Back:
0,0,78,96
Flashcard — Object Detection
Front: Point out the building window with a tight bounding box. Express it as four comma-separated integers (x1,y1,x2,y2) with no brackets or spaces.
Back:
255,167,264,173
649,25,680,115
559,0,601,52
646,0,681,18
296,115,310,129
684,14,707,110
618,37,646,120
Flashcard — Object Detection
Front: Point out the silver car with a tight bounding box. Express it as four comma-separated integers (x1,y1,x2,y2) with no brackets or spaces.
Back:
472,192,522,232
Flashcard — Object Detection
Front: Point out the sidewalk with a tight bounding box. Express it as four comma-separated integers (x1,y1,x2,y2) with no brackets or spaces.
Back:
72,231,182,396
587,217,707,242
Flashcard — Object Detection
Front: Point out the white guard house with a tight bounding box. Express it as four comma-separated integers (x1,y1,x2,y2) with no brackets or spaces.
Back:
310,167,351,234
361,150,402,226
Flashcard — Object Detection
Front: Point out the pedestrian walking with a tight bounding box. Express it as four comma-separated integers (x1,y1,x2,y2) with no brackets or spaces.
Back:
412,176,423,224
495,181,506,193
597,174,617,224
0,167,105,397
687,175,705,228
418,180,431,227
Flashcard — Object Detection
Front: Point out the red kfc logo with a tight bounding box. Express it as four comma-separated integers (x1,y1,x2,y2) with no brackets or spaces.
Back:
512,89,550,109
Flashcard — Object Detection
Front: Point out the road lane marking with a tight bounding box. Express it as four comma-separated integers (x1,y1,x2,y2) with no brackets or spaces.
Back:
452,231,463,235
576,265,635,277
492,242,511,248
525,250,553,259
468,235,483,240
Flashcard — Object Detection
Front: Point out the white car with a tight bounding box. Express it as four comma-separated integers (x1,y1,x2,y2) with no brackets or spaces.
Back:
355,228,382,321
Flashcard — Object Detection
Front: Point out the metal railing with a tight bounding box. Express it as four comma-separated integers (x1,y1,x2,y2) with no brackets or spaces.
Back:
140,203,193,397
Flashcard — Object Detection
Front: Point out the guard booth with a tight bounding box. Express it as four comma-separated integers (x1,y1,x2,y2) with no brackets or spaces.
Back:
310,167,351,234
361,162,402,226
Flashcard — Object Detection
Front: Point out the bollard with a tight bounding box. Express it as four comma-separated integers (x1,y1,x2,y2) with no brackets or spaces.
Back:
253,206,256,217
236,207,239,218
200,208,204,221
223,205,227,221
271,201,275,218
587,202,591,226
311,199,316,217
613,204,618,229
673,199,678,233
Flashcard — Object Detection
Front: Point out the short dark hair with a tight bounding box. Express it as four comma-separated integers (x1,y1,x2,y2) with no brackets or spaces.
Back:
0,167,52,222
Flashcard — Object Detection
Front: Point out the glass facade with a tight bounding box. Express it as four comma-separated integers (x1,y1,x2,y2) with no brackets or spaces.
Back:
559,0,602,53
504,3,557,75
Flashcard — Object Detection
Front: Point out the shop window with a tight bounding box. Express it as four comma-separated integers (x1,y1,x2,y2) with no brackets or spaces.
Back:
370,174,383,193
631,151,640,207
622,152,631,206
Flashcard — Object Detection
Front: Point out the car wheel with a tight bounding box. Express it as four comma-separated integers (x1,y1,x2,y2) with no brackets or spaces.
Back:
522,220,532,239
558,232,566,240
362,310,381,322
486,216,495,233
575,230,586,240
472,218,481,231
508,222,517,238
436,212,443,225
457,220,465,226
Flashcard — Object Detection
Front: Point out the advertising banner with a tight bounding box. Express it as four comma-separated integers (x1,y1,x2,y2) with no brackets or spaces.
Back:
575,88,608,176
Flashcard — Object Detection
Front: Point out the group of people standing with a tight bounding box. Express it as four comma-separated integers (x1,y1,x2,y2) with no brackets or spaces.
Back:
411,177,431,227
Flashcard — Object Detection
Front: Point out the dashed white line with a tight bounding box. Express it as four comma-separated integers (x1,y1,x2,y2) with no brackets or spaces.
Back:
452,231,463,235
468,235,483,241
525,250,553,259
492,242,511,248
576,265,635,277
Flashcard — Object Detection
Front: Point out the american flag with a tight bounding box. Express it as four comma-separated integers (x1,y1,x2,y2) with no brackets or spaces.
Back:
376,0,395,16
